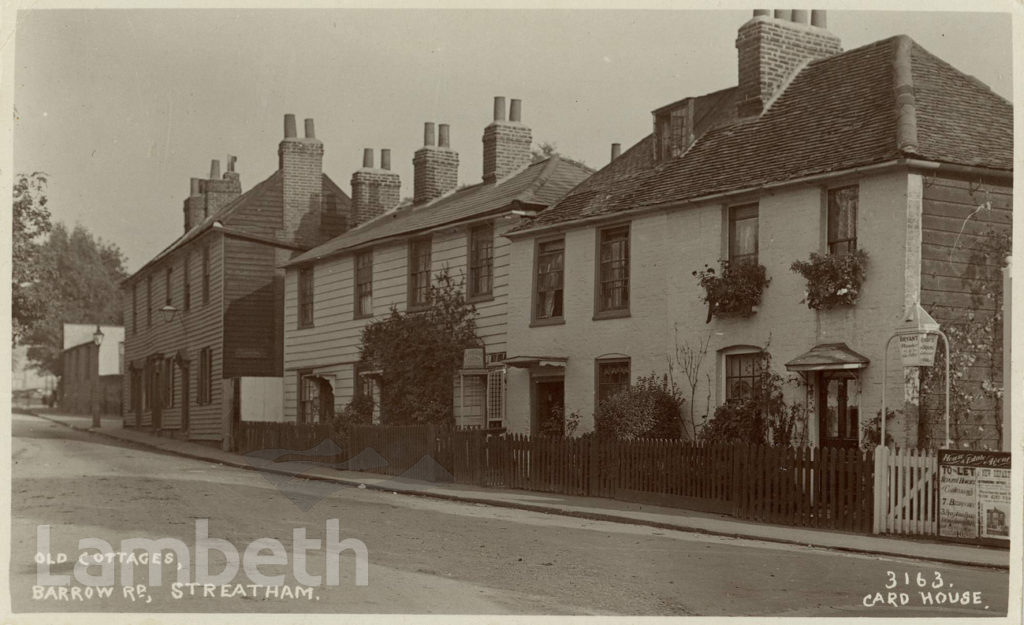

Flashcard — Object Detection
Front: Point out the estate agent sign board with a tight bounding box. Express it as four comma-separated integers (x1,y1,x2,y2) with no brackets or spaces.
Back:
938,449,1011,543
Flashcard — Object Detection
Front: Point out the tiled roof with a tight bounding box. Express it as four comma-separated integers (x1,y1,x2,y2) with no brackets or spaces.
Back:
517,36,1012,234
285,156,593,266
124,170,348,284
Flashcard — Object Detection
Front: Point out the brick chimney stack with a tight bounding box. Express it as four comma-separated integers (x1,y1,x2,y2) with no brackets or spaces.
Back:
278,114,325,246
182,156,242,232
413,121,459,204
736,10,842,118
351,148,401,227
482,97,532,183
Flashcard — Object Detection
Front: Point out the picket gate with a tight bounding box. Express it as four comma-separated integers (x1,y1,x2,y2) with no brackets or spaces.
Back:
873,446,938,535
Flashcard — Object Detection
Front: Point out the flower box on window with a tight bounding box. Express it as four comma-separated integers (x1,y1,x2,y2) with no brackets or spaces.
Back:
790,249,869,311
693,258,770,321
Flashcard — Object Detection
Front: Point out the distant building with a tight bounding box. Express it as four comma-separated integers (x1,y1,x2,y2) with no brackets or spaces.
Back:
121,115,351,447
60,323,124,415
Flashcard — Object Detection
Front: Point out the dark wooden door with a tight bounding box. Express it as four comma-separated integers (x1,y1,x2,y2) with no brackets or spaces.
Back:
534,379,565,436
818,372,858,449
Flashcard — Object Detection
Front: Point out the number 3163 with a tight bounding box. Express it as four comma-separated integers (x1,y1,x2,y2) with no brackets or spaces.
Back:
886,571,944,589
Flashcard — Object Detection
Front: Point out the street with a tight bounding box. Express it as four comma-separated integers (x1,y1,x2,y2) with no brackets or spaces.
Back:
9,412,1010,616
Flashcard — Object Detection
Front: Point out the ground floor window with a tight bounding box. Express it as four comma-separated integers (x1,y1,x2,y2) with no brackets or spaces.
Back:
163,356,175,408
197,347,212,405
596,358,631,406
486,368,506,429
725,352,761,401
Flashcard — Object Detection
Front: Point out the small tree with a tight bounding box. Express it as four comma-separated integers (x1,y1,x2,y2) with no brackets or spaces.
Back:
594,374,684,439
358,269,478,425
12,172,52,345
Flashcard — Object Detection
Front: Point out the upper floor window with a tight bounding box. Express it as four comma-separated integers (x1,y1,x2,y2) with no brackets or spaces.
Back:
729,204,758,265
165,266,173,307
597,225,630,314
408,237,432,309
298,267,314,328
596,357,631,406
534,238,564,321
147,276,153,327
725,352,762,401
183,253,192,311
827,186,858,255
201,245,211,305
354,251,373,319
468,224,494,299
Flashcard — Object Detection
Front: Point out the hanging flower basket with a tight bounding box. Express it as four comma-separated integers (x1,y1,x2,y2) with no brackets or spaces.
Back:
693,259,770,322
790,249,869,311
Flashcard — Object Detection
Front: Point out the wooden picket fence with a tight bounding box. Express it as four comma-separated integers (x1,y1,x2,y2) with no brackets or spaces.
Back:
232,422,877,535
873,446,939,535
233,421,345,464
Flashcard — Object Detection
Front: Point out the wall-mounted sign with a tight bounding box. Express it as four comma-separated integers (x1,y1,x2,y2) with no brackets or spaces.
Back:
898,332,938,367
938,450,1011,542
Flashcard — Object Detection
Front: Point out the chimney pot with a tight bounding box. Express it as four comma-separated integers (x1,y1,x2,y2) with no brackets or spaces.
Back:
209,159,221,180
381,148,391,171
190,178,201,195
791,10,808,23
362,148,374,169
424,122,436,147
752,9,770,16
284,114,297,139
438,123,450,148
509,99,522,122
227,155,237,173
773,9,792,20
304,118,316,139
493,96,506,122
811,10,827,28
611,143,621,162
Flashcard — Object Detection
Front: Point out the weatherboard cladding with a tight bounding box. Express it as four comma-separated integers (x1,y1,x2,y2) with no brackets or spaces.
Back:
521,36,1012,233
286,156,593,266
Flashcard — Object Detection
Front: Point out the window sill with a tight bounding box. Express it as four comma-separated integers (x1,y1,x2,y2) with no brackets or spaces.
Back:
297,323,315,330
406,303,430,313
593,309,630,321
466,293,495,304
353,313,373,321
530,317,565,328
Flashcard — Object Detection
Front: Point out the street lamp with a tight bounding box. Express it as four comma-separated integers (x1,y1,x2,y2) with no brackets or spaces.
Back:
91,325,104,428
160,304,179,323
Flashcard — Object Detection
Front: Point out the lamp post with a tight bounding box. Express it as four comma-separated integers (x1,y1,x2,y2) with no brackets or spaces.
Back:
91,324,105,428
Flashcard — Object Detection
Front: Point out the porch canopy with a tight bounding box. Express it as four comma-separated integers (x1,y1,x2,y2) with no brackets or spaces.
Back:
784,342,869,372
501,356,568,369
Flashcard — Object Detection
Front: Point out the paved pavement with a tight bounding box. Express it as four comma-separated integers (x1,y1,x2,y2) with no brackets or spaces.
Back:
27,410,1011,570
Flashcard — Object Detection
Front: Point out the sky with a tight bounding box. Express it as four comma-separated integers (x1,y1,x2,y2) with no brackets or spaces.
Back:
8,6,1015,273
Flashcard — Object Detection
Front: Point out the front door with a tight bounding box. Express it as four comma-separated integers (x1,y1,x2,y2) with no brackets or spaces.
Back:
151,362,163,430
817,372,859,448
533,378,565,436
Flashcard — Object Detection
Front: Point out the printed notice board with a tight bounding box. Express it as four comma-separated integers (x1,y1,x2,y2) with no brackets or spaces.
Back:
938,450,1011,542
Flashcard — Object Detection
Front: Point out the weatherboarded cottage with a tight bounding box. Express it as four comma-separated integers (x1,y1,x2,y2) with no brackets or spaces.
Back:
281,98,592,427
121,115,350,447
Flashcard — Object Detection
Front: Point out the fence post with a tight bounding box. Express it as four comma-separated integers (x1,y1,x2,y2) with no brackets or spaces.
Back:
872,444,887,534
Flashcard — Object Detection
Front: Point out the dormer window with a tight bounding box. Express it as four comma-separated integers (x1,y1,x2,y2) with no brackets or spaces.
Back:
653,99,694,162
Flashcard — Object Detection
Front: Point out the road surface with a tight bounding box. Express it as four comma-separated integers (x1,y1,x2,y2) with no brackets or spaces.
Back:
9,412,1010,616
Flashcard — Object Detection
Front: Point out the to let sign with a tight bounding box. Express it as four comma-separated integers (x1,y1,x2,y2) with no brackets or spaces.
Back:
938,450,1011,543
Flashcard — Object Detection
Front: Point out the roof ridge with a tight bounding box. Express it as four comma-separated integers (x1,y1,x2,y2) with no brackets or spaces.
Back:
892,34,920,155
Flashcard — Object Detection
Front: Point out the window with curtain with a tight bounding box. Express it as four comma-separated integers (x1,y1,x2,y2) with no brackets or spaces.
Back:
468,224,494,299
828,186,858,255
597,358,631,405
535,238,565,320
355,251,373,318
409,237,432,308
725,352,761,401
298,267,314,328
598,225,630,313
729,204,759,265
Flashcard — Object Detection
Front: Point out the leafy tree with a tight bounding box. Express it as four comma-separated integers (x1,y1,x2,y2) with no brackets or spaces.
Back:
12,172,52,345
358,269,478,425
21,222,128,375
594,374,684,440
